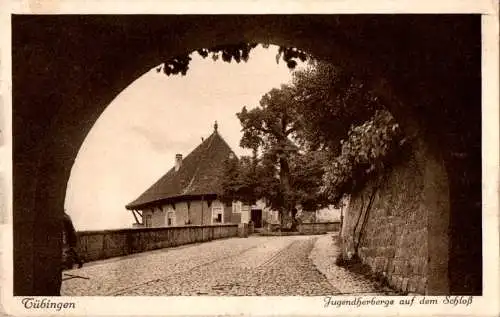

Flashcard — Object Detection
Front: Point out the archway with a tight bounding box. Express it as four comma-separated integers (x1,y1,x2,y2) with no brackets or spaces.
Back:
12,15,481,295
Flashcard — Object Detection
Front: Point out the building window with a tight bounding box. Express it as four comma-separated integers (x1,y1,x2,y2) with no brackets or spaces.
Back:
232,202,242,213
215,213,222,223
167,211,175,226
212,202,224,224
145,214,152,227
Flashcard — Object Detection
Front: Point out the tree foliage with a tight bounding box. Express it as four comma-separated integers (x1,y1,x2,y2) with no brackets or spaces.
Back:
322,109,406,205
284,62,406,207
175,43,408,226
288,150,330,212
221,154,260,205
222,59,407,218
157,43,309,76
291,62,383,154
222,85,330,227
221,150,329,220
238,85,301,150
236,86,300,219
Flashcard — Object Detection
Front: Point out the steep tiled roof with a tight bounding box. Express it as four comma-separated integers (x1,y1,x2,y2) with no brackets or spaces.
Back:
126,130,236,210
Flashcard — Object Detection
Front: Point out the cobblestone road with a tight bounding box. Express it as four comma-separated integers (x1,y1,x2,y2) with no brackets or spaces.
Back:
62,235,385,296
310,234,396,295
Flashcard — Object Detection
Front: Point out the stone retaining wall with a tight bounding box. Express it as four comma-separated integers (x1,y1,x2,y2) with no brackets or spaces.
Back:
76,224,239,262
341,151,430,294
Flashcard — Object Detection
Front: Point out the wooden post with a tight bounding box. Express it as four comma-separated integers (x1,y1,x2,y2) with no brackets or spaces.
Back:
131,210,140,224
339,204,344,236
201,195,204,225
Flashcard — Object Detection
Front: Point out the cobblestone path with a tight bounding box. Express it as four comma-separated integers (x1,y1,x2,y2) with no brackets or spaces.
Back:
62,235,384,296
310,234,397,295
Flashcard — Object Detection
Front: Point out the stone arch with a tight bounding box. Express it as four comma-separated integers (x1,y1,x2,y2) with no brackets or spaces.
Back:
12,15,481,295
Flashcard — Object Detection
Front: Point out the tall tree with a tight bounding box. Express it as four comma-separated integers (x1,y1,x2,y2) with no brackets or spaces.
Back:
223,60,405,230
222,149,329,229
287,61,406,207
291,61,382,154
288,150,329,213
221,154,260,206
230,84,332,229
236,85,302,228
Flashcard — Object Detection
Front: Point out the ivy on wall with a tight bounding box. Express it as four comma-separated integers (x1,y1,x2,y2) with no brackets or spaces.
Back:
322,109,407,206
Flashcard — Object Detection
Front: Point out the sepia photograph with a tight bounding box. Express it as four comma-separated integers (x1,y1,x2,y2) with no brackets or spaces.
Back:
1,1,499,316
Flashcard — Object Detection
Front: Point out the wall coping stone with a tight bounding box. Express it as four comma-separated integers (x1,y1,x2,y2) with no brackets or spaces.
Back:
77,224,238,236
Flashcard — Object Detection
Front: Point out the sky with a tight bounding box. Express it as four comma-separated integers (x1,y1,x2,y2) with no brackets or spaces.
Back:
64,45,302,231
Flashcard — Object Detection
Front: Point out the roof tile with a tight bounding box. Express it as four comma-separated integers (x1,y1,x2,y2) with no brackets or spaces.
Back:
126,131,235,210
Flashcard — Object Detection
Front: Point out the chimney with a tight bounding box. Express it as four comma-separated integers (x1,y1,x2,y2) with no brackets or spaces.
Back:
175,154,182,171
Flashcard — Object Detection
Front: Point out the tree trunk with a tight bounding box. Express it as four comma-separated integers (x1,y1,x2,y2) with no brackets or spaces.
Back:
279,154,292,230
290,208,298,231
279,156,291,196
339,203,344,237
279,210,283,230
250,147,258,205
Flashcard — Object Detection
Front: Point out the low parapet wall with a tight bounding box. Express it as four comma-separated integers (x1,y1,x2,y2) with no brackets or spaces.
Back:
76,224,239,263
261,221,341,234
298,222,341,234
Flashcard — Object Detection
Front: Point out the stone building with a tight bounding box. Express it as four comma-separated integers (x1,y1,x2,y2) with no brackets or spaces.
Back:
126,122,256,228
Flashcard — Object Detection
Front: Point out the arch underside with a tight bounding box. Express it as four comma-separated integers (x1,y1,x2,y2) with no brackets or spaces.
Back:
12,15,481,295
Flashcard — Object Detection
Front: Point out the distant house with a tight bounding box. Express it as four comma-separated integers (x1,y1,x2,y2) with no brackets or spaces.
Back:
126,122,258,228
